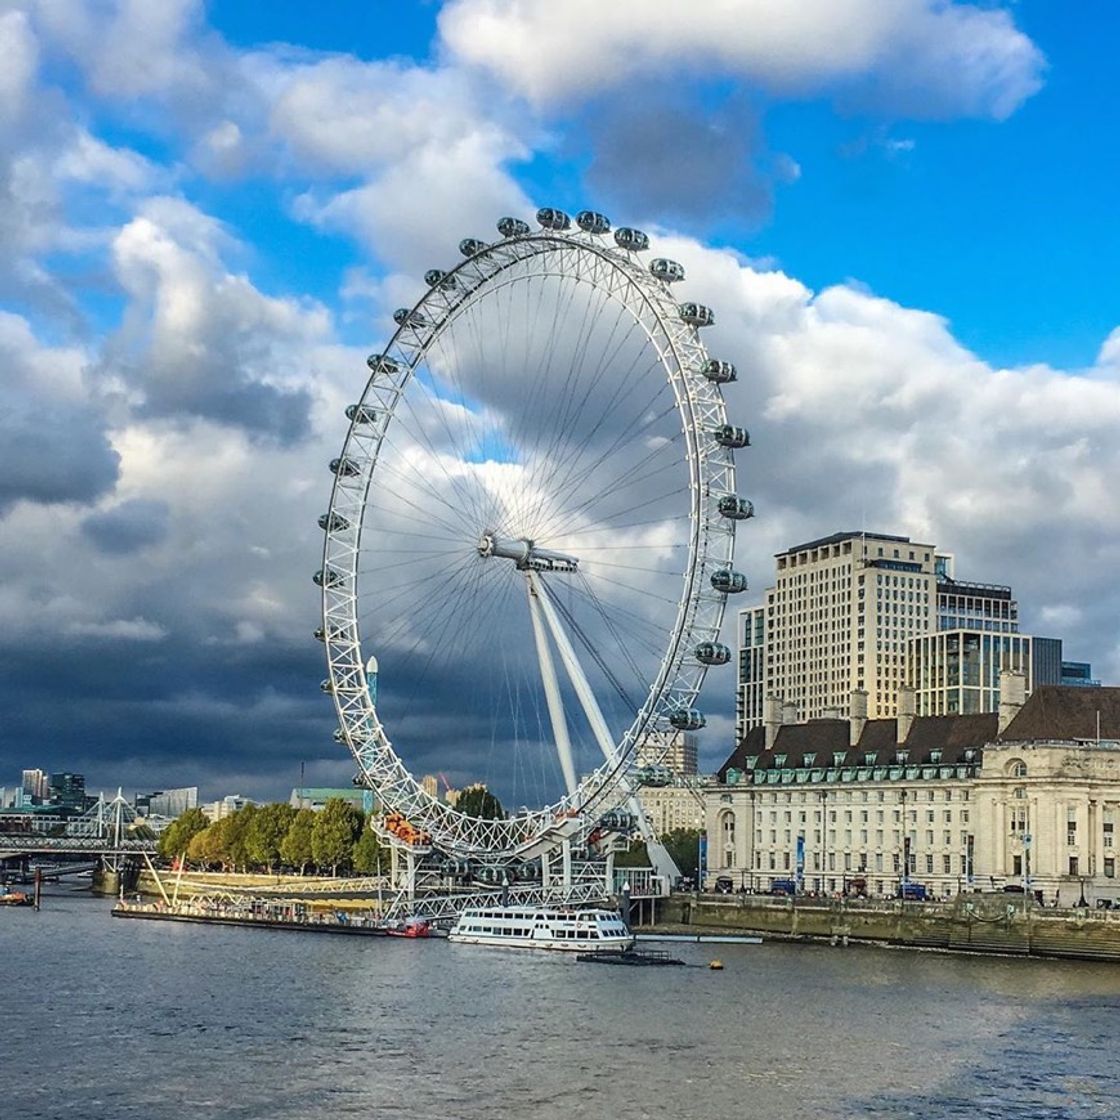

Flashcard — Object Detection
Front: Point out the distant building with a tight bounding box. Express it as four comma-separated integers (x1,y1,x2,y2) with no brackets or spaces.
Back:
49,772,86,812
202,794,255,821
21,769,49,801
935,575,1019,633
136,787,198,818
637,779,706,835
288,787,375,813
1061,661,1100,688
636,731,698,776
420,774,440,799
909,631,1034,716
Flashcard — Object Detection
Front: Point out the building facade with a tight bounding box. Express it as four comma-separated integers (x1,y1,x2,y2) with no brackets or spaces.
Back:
705,680,1120,906
909,630,1035,716
637,779,706,835
737,531,938,730
636,731,699,776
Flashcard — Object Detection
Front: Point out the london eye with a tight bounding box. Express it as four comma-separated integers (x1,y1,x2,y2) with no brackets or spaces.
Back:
316,207,751,880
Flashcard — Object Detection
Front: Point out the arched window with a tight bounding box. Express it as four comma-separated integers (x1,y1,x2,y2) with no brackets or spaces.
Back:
1007,759,1027,778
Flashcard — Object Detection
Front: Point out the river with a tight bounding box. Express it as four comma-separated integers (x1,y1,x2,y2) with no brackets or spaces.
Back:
3,889,1118,1119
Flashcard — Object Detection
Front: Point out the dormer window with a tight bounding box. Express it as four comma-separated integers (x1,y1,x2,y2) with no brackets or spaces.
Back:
929,750,942,765
773,754,787,768
895,750,909,765
803,753,815,768
864,752,877,767
833,752,846,768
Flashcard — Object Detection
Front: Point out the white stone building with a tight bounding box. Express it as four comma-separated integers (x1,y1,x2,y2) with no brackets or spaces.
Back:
706,676,1120,906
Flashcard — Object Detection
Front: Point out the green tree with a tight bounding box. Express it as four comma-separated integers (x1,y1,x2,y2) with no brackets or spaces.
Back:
456,784,505,820
661,829,702,877
247,802,296,870
157,807,210,861
352,819,383,874
280,808,316,873
311,798,363,874
187,823,224,868
225,804,259,871
614,840,651,868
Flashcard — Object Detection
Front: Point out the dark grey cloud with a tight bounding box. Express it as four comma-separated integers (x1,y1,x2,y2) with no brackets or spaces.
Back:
0,401,120,516
80,498,171,555
578,87,773,227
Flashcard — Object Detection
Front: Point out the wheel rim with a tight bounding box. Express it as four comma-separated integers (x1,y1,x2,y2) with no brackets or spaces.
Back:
319,221,739,856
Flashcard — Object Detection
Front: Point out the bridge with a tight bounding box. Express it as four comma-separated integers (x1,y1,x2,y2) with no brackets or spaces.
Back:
0,792,161,878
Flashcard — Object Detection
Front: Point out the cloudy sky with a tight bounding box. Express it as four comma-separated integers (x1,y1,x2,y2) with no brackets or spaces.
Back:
2,1,1118,802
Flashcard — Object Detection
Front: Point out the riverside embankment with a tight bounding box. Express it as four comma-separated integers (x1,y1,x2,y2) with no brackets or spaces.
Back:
659,892,1120,961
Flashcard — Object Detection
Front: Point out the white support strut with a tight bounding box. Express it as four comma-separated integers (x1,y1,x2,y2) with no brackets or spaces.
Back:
526,575,578,796
528,572,681,883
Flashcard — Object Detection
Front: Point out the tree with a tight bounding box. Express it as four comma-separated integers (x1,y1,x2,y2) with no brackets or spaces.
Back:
456,784,505,820
352,819,383,874
225,804,258,871
187,823,226,868
280,808,316,873
247,802,296,870
311,798,364,874
661,828,702,877
157,807,209,861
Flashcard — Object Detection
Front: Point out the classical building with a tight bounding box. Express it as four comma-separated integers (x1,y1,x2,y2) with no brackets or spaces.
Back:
706,676,1120,905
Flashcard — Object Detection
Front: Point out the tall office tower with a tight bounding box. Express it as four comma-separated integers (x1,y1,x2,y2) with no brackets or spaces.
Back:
21,769,49,800
420,774,439,798
735,605,766,742
737,531,939,730
49,772,86,811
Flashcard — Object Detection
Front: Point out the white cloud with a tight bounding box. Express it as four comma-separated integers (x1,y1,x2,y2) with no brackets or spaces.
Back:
439,0,1044,119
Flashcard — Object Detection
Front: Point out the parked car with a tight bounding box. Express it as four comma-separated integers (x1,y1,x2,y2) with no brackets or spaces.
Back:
769,878,798,896
713,876,734,894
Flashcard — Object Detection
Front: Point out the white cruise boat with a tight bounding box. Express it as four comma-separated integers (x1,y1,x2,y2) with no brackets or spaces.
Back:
448,905,634,952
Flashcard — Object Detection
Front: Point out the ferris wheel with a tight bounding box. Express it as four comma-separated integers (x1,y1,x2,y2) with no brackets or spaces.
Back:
315,207,752,860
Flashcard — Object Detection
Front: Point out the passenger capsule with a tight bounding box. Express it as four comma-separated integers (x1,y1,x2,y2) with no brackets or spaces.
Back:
314,627,325,642
598,810,634,832
669,708,707,732
497,216,530,238
393,307,427,327
366,353,400,375
576,210,611,234
459,237,488,257
636,765,672,788
345,403,380,425
713,424,750,449
711,569,749,594
320,679,334,693
424,269,457,290
536,207,571,230
614,227,649,252
329,457,361,478
318,511,351,533
702,359,737,384
679,302,715,327
313,567,344,589
717,496,754,520
695,641,732,666
650,258,686,283
332,727,346,743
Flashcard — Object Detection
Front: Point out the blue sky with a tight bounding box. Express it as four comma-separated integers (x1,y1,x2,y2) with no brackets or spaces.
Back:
2,1,1119,801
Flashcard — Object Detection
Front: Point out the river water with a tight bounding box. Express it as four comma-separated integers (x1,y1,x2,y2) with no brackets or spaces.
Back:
3,889,1119,1119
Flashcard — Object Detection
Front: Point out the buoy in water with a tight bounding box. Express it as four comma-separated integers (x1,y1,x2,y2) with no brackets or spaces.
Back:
709,959,724,971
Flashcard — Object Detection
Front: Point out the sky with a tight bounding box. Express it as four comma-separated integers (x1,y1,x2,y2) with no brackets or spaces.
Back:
2,0,1119,803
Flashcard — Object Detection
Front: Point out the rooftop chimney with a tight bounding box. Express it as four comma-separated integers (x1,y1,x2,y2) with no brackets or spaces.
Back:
897,686,917,744
781,700,799,726
763,694,783,751
849,689,868,747
998,669,1027,735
